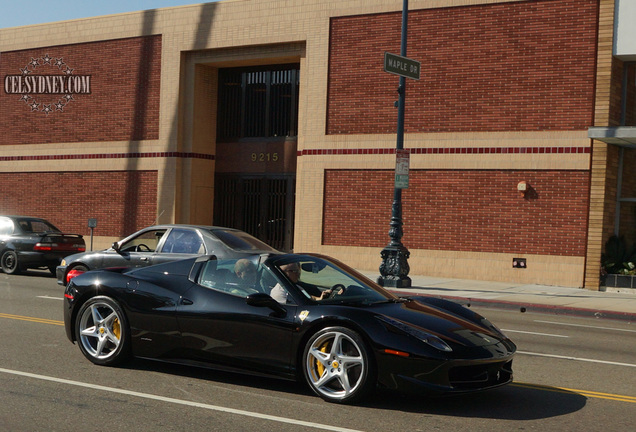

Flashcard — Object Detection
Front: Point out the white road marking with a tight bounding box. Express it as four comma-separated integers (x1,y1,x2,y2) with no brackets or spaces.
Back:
501,329,569,338
534,319,636,333
37,296,63,300
0,367,364,432
518,351,636,368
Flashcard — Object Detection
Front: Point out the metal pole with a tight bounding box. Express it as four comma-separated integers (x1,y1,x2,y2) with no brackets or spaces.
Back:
378,0,411,288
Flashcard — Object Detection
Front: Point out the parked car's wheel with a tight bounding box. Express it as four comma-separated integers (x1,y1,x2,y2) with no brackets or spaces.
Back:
303,326,376,404
75,296,131,366
71,264,89,273
1,250,22,275
64,264,89,284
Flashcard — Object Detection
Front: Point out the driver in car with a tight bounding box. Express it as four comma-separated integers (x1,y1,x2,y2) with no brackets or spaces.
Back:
270,262,343,303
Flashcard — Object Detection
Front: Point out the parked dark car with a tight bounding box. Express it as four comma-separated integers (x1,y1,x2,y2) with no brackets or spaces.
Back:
63,252,516,404
0,215,85,275
56,224,278,285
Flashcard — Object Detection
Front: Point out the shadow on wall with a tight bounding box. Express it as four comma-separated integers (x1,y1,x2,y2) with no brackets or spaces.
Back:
156,2,219,226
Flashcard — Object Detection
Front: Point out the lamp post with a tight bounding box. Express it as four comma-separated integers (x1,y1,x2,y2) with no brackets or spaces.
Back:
378,0,412,288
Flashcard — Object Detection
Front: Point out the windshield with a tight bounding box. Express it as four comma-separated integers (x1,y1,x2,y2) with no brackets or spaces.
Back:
267,254,396,305
212,229,277,252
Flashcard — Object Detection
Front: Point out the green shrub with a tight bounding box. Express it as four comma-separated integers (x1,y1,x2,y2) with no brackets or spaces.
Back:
601,235,636,275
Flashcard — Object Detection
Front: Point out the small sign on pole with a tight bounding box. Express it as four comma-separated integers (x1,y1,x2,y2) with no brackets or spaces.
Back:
395,149,410,189
384,52,421,80
88,218,97,251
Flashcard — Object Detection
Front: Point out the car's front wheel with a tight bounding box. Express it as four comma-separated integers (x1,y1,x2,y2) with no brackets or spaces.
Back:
75,296,131,366
303,326,376,404
1,250,22,275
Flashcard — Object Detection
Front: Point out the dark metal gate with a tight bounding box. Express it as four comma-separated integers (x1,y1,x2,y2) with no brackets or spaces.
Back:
214,174,295,252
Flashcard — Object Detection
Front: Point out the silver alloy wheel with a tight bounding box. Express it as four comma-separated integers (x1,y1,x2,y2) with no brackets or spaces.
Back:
77,299,123,361
305,329,366,401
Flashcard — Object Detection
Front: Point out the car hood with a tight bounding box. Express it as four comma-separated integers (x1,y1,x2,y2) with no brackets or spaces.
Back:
370,298,509,349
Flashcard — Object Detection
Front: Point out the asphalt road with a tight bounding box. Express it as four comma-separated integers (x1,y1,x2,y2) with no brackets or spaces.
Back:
1,270,635,431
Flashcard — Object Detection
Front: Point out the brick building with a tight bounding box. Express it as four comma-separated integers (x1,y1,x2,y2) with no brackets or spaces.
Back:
1,0,635,289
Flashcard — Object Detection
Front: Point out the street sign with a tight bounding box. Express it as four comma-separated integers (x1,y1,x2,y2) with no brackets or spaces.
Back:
395,149,410,189
384,52,420,80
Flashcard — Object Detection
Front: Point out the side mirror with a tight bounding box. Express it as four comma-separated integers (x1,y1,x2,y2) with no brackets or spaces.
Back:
246,293,286,317
112,242,121,252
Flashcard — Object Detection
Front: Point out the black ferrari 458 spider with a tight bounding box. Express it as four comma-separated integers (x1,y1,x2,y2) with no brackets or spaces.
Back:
63,253,516,404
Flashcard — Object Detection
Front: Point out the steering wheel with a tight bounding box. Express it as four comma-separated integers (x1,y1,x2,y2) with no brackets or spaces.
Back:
327,284,347,299
135,243,151,252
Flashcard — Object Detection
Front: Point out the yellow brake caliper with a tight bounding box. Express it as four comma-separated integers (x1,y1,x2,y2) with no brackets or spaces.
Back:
316,341,330,376
112,318,121,340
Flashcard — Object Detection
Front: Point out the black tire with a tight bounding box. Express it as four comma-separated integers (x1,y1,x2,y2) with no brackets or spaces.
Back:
75,296,131,366
302,326,376,404
1,250,22,275
48,265,57,275
72,264,89,273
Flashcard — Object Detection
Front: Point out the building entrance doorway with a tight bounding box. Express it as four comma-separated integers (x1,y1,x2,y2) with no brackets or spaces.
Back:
213,63,300,251
214,174,295,251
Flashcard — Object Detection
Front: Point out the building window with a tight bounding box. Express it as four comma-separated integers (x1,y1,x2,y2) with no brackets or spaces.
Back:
217,65,299,141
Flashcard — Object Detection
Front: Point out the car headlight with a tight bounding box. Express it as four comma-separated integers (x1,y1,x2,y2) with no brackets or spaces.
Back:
61,259,66,266
377,315,452,352
480,317,508,338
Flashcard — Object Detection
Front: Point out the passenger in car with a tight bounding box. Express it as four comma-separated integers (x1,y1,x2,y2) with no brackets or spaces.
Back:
234,259,258,290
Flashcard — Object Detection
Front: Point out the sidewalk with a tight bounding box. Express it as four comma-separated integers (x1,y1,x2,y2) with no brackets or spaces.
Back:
359,271,636,322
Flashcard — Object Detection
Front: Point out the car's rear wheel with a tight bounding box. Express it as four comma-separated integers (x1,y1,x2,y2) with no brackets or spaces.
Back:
75,296,131,366
303,326,376,404
1,250,22,275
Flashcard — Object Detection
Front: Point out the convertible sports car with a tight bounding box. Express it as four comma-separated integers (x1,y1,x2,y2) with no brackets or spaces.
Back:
63,253,516,404
57,224,277,285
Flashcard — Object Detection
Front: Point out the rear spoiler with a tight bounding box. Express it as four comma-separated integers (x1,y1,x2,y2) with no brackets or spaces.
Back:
41,232,84,239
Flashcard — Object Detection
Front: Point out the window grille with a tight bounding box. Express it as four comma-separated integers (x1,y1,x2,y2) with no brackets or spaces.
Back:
217,65,299,141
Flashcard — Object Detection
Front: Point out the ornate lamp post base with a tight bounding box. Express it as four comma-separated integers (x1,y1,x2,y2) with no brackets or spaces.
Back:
378,245,412,288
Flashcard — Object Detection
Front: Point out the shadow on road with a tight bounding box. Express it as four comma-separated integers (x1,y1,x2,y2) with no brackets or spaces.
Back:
1,268,55,278
127,358,586,420
365,382,586,420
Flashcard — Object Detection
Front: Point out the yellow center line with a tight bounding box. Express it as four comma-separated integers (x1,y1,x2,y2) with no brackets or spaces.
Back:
0,312,64,326
513,382,636,403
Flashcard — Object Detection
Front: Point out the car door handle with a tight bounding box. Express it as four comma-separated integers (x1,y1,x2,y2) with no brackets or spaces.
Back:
140,257,149,261
180,298,193,306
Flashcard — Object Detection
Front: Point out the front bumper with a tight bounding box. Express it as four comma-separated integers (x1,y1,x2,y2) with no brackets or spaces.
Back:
376,344,515,395
56,265,67,285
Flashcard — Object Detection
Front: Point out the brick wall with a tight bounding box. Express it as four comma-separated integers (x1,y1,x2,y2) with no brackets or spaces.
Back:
0,171,157,237
327,0,598,134
627,64,636,126
323,169,590,257
0,35,161,145
610,59,625,127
